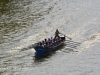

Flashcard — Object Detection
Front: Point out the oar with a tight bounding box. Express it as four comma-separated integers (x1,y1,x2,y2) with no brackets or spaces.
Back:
60,33,72,40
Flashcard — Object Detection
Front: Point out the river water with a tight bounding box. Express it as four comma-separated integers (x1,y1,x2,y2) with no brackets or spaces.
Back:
0,0,100,75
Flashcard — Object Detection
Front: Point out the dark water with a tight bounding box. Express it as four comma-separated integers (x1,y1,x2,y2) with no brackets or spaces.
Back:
0,0,47,51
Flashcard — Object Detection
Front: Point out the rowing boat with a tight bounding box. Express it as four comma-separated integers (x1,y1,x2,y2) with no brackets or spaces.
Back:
34,36,65,58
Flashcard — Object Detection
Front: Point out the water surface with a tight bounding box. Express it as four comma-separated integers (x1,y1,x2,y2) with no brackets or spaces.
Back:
0,0,100,75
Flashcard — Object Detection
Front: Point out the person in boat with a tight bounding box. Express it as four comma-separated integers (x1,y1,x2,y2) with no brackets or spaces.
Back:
55,29,61,38
44,38,47,44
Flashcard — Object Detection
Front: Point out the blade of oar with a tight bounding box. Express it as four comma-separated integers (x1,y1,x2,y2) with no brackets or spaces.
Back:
60,33,72,40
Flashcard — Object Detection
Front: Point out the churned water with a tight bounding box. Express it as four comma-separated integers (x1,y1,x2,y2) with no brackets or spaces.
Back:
0,0,100,75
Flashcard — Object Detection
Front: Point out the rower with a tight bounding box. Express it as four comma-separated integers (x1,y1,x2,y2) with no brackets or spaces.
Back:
55,29,60,38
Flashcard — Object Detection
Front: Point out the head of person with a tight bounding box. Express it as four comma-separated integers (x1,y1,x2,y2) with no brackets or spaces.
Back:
45,38,47,42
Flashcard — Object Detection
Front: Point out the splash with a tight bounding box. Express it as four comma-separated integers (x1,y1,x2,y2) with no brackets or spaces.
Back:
78,32,100,53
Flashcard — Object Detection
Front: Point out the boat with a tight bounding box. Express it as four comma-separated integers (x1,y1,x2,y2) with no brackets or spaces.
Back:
34,36,66,58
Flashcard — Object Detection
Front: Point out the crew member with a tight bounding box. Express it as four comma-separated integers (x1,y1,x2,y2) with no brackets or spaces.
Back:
55,29,60,38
